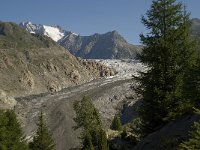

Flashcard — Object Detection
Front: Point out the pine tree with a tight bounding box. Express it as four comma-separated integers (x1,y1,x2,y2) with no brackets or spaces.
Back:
0,144,6,150
179,121,200,150
82,132,94,150
183,24,200,107
138,0,196,133
0,110,28,150
110,114,122,131
29,112,55,150
179,109,200,149
73,96,103,149
98,129,109,150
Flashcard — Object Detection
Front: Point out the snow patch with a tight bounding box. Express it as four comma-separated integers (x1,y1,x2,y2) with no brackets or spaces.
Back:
19,21,78,42
43,25,65,42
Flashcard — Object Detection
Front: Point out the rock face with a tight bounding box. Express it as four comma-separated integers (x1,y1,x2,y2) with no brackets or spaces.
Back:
0,89,17,109
59,31,142,59
79,59,117,77
19,22,142,59
0,21,114,97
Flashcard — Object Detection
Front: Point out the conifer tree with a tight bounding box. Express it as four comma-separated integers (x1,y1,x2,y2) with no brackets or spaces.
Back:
0,110,28,150
73,96,103,149
82,132,94,150
0,144,6,150
98,129,109,150
183,24,200,107
138,0,196,133
110,114,122,131
29,112,55,150
179,121,200,150
179,109,200,149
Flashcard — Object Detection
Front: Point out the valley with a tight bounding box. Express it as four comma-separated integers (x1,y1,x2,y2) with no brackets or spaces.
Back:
14,59,145,150
0,4,200,149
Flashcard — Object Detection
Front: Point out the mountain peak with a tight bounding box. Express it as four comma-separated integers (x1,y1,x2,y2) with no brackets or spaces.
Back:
111,30,118,34
20,21,141,59
19,21,79,42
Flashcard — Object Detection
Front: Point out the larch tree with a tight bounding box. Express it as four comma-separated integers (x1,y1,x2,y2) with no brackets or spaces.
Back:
29,112,55,150
110,114,122,131
0,110,28,150
73,96,109,150
138,0,197,133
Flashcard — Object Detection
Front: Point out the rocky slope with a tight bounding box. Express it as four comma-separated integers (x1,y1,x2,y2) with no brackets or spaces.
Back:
13,59,146,150
15,78,137,150
20,22,142,59
133,112,200,150
0,21,114,97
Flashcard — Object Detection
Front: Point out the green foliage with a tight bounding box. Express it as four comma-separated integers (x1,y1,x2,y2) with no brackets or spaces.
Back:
179,121,200,150
73,96,102,144
122,117,143,144
29,112,55,150
73,96,109,150
0,144,7,150
183,60,200,108
137,0,197,133
0,110,28,150
98,129,109,150
73,96,102,131
82,132,94,150
155,136,179,150
110,114,122,131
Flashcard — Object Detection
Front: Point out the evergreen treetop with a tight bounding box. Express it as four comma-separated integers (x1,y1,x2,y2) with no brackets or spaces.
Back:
73,96,109,150
138,0,197,133
0,110,28,150
73,96,102,133
98,129,109,150
29,112,55,150
110,114,122,131
82,131,94,150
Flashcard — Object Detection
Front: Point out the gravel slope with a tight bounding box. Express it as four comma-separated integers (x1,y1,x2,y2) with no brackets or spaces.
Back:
14,59,145,150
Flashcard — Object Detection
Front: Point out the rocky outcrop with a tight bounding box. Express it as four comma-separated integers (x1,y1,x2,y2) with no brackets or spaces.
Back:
0,89,17,109
47,81,62,92
19,70,35,89
79,59,116,77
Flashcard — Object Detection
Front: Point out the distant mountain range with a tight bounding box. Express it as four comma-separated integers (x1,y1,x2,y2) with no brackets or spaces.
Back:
19,19,200,60
19,21,142,59
191,18,200,37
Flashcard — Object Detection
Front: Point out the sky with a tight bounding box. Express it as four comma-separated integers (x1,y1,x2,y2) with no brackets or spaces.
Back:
0,0,200,45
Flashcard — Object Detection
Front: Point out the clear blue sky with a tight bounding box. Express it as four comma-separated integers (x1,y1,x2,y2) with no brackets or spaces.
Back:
0,0,200,44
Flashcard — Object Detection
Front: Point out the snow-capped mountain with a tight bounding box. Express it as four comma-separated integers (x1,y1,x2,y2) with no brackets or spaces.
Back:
20,21,142,59
19,21,78,42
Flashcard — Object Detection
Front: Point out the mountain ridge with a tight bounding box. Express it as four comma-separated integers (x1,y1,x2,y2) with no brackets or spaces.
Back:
20,21,142,59
0,21,114,97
